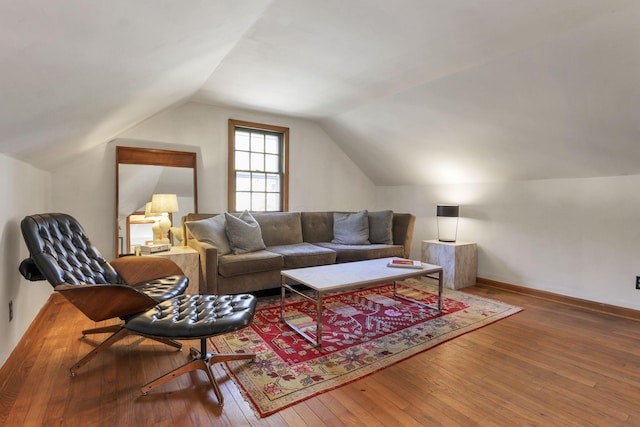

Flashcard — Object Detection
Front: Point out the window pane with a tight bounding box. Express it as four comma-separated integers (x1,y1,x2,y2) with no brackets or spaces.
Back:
235,131,250,151
236,192,251,211
266,174,280,192
235,151,250,170
252,173,266,191
252,192,266,211
251,133,264,152
265,135,279,154
265,154,279,173
266,193,280,211
230,121,288,213
236,172,251,191
250,152,264,171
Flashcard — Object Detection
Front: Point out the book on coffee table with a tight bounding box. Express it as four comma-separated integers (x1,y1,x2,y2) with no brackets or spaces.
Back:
387,259,423,269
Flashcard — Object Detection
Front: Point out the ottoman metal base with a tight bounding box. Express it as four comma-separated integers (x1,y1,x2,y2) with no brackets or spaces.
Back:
141,338,254,406
129,294,258,407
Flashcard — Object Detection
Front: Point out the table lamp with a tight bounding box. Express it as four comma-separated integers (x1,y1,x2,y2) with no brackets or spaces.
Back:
437,205,459,242
144,202,162,243
150,194,179,244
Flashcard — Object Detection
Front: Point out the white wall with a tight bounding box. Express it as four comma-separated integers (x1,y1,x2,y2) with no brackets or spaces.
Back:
120,102,376,214
54,101,376,259
52,101,640,311
51,142,117,254
0,154,52,367
376,175,640,310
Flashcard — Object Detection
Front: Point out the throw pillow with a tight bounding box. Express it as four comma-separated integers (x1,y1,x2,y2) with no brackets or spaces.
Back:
185,214,231,255
368,210,394,244
224,210,266,254
332,210,371,245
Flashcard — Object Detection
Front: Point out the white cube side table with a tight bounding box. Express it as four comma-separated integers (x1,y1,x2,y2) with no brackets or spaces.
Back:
144,246,201,294
421,240,477,290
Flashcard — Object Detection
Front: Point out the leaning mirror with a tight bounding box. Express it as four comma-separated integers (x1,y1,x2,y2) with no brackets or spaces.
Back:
116,146,198,257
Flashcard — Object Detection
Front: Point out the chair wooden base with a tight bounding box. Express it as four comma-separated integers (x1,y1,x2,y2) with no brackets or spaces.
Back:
141,338,255,406
82,324,121,336
70,326,182,376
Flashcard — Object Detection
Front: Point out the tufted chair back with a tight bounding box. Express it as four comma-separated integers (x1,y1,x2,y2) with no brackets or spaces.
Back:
20,213,121,287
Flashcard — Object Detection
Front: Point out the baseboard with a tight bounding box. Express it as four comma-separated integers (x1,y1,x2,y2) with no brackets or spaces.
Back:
476,277,640,321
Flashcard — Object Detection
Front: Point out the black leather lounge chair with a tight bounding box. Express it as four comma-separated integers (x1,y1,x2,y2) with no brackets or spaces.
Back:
19,213,189,375
20,213,257,406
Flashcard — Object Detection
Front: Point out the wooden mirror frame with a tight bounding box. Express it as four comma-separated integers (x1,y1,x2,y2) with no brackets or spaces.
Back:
116,146,198,257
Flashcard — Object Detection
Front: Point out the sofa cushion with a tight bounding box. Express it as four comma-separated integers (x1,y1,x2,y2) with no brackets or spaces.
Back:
332,210,370,245
301,212,334,243
217,250,283,278
185,214,231,255
368,210,394,244
253,212,303,246
225,211,266,254
314,242,404,262
267,243,336,269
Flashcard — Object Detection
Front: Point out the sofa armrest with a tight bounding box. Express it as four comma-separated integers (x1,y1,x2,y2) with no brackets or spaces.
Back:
392,213,416,258
188,239,219,294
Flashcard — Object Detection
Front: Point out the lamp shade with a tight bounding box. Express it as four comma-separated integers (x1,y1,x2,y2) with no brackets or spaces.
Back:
150,194,179,214
436,205,459,242
436,205,459,218
144,202,161,218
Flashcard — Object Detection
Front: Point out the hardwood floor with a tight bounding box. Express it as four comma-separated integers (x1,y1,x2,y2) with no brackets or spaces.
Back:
2,284,640,426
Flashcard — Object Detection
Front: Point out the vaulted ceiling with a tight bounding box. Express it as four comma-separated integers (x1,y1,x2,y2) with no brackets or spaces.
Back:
2,0,639,185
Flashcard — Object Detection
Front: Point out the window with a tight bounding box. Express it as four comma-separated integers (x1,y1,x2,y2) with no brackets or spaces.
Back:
228,119,289,212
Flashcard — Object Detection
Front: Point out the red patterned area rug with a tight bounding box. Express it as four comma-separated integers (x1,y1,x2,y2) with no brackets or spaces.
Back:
210,277,521,418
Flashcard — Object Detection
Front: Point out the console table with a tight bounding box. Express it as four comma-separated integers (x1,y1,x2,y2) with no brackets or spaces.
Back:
421,240,477,289
144,246,200,294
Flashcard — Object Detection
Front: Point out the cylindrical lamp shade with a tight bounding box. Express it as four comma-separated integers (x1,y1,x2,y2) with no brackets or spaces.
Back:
437,205,459,242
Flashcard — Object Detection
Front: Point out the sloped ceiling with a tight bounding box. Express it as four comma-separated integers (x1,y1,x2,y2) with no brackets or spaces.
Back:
0,0,271,169
2,0,639,185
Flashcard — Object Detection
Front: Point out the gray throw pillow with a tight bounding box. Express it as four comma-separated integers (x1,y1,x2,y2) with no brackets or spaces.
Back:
185,214,231,255
368,210,394,244
332,210,371,245
225,210,266,254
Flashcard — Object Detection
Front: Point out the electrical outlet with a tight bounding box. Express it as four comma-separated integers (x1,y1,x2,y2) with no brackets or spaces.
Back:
636,276,640,290
8,300,13,322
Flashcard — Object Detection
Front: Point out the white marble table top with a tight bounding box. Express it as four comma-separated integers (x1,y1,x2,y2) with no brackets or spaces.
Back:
281,257,442,292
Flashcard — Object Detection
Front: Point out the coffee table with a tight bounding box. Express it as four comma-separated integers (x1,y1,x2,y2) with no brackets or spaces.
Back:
280,257,443,347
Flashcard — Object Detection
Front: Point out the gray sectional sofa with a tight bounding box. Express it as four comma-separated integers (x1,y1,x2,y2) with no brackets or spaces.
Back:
183,210,415,295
